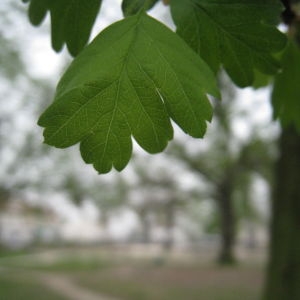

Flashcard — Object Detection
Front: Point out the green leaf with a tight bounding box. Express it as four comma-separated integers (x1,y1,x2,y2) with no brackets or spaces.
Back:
28,0,48,25
170,0,287,87
272,41,300,132
121,0,159,17
252,70,271,89
38,13,219,174
25,0,102,56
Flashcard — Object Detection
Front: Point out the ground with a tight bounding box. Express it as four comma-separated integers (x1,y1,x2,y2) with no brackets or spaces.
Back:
0,245,266,300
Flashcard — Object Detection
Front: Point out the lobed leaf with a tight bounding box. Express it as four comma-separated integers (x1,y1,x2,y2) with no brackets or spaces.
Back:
38,13,219,174
28,0,48,25
170,0,287,87
24,0,102,56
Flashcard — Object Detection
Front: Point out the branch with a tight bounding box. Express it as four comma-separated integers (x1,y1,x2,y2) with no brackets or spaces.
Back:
167,141,218,184
281,0,296,25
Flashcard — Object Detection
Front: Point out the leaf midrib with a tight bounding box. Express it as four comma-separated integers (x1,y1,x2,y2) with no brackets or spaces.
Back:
46,15,143,144
139,24,201,133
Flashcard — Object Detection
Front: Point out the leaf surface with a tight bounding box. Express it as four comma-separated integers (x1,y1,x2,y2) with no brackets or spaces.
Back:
38,13,219,174
252,70,271,89
272,41,300,132
121,0,159,17
170,0,287,87
26,0,102,56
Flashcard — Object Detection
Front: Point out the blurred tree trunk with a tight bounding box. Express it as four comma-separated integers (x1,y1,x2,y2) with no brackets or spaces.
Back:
264,126,300,300
0,188,10,248
216,176,236,264
139,208,152,244
99,210,110,243
162,200,176,252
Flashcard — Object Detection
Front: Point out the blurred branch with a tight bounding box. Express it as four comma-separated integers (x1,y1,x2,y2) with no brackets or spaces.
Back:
167,141,218,184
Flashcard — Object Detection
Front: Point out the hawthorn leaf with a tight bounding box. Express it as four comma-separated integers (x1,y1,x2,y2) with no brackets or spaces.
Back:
25,0,102,56
121,0,159,17
170,0,287,87
272,41,300,132
28,0,48,25
252,70,271,89
38,13,219,174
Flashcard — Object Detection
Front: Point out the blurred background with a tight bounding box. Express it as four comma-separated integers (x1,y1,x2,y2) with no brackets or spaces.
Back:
0,1,281,299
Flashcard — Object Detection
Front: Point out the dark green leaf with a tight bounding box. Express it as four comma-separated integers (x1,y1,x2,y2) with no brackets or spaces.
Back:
28,0,48,25
121,0,159,17
170,0,287,87
272,41,300,132
38,13,219,174
252,70,271,89
25,0,102,56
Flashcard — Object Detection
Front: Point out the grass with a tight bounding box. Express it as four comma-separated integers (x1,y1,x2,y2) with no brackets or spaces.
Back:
28,256,111,272
0,250,112,272
0,247,30,258
0,276,67,300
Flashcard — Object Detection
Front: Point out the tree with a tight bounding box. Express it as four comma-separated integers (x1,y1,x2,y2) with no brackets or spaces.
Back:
91,176,129,241
263,2,300,299
168,76,275,264
168,94,240,264
131,158,201,251
264,127,300,300
12,0,300,298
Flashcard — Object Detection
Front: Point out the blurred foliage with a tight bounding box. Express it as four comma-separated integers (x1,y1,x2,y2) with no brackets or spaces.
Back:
272,40,300,132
